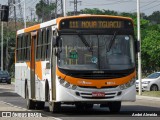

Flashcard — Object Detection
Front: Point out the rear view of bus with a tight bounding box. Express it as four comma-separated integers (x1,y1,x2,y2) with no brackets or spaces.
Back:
55,15,136,112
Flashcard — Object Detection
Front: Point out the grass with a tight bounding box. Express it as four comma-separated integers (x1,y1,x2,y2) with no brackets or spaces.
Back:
137,91,160,97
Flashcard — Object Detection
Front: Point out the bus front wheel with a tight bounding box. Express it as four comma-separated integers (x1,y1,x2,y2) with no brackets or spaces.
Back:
49,102,61,113
108,101,121,113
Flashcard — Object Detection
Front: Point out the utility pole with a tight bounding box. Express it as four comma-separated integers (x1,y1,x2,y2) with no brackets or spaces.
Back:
30,8,35,22
46,0,50,5
18,0,23,22
137,0,142,95
13,0,17,30
70,0,81,15
55,0,63,18
1,20,3,71
6,23,9,71
24,0,26,28
1,5,9,71
63,0,66,16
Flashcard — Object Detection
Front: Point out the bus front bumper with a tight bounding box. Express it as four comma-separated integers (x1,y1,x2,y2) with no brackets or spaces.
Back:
56,84,136,103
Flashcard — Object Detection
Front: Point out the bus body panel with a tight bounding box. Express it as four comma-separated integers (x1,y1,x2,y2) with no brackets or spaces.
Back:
15,61,51,101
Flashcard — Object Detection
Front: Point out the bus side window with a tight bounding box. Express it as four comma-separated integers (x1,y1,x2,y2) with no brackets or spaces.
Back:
46,27,51,59
36,29,42,60
18,35,23,61
17,35,20,62
42,28,46,60
26,33,31,61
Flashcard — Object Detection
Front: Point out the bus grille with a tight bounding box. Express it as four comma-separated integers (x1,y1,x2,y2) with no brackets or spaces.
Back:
70,73,128,79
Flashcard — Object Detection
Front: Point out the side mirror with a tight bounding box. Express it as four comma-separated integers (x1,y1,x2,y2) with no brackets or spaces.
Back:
53,37,62,56
52,36,60,47
58,38,62,53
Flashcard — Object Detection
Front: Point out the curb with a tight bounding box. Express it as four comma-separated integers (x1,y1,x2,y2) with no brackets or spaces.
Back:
136,95,160,101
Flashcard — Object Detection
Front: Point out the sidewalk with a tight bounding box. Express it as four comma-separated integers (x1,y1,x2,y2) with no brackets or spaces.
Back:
136,95,160,102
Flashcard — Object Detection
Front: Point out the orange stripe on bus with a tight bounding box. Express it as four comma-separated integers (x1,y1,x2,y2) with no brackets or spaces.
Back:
24,24,40,33
26,61,42,80
35,61,42,80
56,68,136,88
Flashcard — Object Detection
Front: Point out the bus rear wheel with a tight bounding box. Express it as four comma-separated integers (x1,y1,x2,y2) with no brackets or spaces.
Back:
108,101,121,113
26,86,36,109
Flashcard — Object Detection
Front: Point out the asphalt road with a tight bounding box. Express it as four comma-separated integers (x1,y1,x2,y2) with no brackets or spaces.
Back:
0,83,160,120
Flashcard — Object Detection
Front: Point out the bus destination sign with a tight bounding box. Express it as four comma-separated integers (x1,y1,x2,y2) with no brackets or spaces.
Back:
59,18,133,30
69,21,123,29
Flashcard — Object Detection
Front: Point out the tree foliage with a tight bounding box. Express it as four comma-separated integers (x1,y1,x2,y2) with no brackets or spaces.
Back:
147,11,160,24
36,0,56,21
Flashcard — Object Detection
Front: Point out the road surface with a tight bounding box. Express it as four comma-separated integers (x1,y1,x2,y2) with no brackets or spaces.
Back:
0,83,160,120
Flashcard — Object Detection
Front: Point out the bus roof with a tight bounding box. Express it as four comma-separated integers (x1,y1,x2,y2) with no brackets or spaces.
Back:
17,14,133,35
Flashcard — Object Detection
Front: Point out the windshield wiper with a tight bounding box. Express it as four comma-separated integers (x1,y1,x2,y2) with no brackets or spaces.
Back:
77,34,93,52
107,32,117,52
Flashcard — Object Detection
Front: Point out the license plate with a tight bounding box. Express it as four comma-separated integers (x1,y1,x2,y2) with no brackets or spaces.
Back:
2,80,6,83
92,92,105,97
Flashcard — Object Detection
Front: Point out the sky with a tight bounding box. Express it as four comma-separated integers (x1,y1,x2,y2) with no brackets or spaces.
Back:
0,0,160,19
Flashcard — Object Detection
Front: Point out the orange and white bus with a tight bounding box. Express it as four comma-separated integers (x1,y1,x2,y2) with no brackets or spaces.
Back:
15,14,137,113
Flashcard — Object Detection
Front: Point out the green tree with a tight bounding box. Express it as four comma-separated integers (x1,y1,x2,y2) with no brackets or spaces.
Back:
36,0,56,22
141,29,160,74
147,11,160,24
80,8,104,15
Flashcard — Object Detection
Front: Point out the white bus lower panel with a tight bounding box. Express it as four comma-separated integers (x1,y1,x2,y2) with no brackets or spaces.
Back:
56,84,136,103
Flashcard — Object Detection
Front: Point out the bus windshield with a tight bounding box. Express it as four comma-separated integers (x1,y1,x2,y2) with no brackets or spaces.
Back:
58,34,135,70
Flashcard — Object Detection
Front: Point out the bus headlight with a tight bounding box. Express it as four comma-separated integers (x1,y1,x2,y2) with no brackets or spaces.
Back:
119,78,135,90
58,77,77,90
64,82,70,88
59,78,65,84
71,85,77,90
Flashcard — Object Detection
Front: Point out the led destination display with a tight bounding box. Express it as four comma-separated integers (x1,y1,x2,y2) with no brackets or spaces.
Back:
59,17,133,30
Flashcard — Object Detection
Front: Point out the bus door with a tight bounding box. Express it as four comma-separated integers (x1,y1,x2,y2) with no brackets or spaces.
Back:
30,31,37,99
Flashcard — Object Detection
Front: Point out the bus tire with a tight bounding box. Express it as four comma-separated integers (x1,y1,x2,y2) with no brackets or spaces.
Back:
26,85,36,109
49,102,61,113
36,101,45,110
108,101,121,113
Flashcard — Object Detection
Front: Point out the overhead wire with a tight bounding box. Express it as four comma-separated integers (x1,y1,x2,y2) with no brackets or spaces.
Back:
129,0,159,12
82,0,132,6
